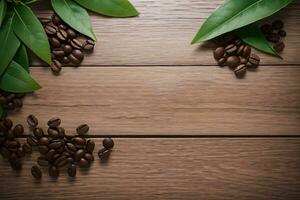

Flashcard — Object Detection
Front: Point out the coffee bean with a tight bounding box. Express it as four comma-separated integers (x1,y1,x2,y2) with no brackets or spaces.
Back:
50,37,61,48
72,50,84,61
22,143,32,154
65,142,77,154
52,50,65,58
38,145,49,155
48,117,61,128
67,164,76,177
56,146,65,153
247,54,260,68
45,24,57,35
39,137,50,146
48,128,59,138
98,148,111,161
49,165,59,178
237,45,251,58
68,54,82,65
239,56,248,64
50,60,62,75
234,39,242,47
67,157,74,164
103,138,114,149
27,135,38,146
62,57,70,64
83,39,95,51
74,149,85,161
59,24,67,30
71,137,86,147
57,29,68,41
274,42,285,53
57,127,65,138
53,155,68,167
272,20,284,30
37,156,49,166
49,140,63,149
261,24,272,34
78,158,90,168
213,47,225,61
225,44,237,55
226,56,240,69
267,33,281,43
52,14,62,26
278,30,286,38
31,165,42,179
63,45,73,54
234,64,247,78
33,127,44,139
217,57,226,67
7,140,20,149
76,124,89,135
46,149,56,161
86,140,95,153
39,17,51,26
66,29,77,39
27,115,38,128
70,39,83,49
84,153,94,163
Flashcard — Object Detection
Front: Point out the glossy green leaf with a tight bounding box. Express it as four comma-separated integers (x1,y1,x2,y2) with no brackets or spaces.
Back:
51,0,96,40
0,0,7,27
235,23,281,58
0,13,20,77
13,2,51,64
191,0,294,44
74,0,139,17
14,44,29,71
0,61,41,93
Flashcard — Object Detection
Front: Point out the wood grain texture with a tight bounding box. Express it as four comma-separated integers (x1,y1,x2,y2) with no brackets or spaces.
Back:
30,0,300,66
0,138,300,200
9,66,300,136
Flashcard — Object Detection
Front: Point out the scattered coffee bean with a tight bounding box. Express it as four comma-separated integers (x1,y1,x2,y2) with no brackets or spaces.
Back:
267,33,281,43
33,127,44,139
70,39,83,50
52,50,65,58
63,45,73,54
27,115,38,128
48,117,61,128
274,42,285,53
39,137,50,146
66,29,77,38
98,148,111,161
213,47,225,60
86,140,95,153
103,138,114,149
50,37,61,48
27,135,38,146
45,24,57,35
38,145,49,155
234,64,247,78
37,156,49,166
57,28,68,41
247,54,260,68
226,56,240,69
13,124,24,137
76,124,89,135
83,40,95,51
50,60,62,75
78,158,90,168
225,44,237,55
67,164,76,177
22,143,32,154
49,165,59,178
31,165,42,179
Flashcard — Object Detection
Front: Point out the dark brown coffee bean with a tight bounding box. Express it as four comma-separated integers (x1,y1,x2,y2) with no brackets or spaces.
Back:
226,56,240,69
76,124,89,135
261,24,272,34
98,148,111,161
37,156,49,166
52,50,65,58
49,140,63,149
39,145,49,155
103,138,114,149
13,124,24,137
272,20,284,30
65,142,76,154
27,115,38,128
239,56,248,64
237,45,251,58
267,33,280,43
86,140,95,153
67,164,76,177
59,24,67,30
66,29,77,39
70,39,83,49
247,54,260,68
56,146,65,153
84,153,94,163
45,24,57,35
74,149,85,161
62,57,70,64
67,157,74,164
57,29,68,41
234,39,242,47
234,64,247,78
72,49,84,61
78,158,90,168
31,165,42,179
50,37,61,48
274,42,285,53
278,30,286,37
16,148,25,158
68,54,81,65
213,47,225,61
71,137,86,147
39,137,50,146
49,165,59,178
217,57,226,67
3,118,13,129
22,143,32,154
27,135,38,146
33,127,44,139
225,44,237,55
46,149,56,161
57,127,65,138
50,60,62,75
63,45,73,54
7,140,20,149
48,128,60,138
52,14,62,26
39,17,51,26
54,156,68,167
48,117,61,128
83,39,95,51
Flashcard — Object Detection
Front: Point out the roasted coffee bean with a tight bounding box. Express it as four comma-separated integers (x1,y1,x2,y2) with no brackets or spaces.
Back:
86,140,95,153
27,135,38,146
239,56,248,64
84,153,94,163
48,117,61,128
3,118,13,130
66,29,77,39
72,49,84,61
67,164,76,177
16,148,25,158
56,146,65,153
53,155,68,167
48,128,60,138
59,24,67,30
78,158,90,168
70,39,83,49
98,148,111,161
274,42,285,53
226,56,240,69
52,14,62,26
39,145,49,155
12,124,24,137
39,137,50,146
46,149,56,161
49,140,63,149
72,137,86,147
278,30,287,37
7,140,20,149
234,39,242,47
0,147,10,158
74,149,85,161
22,143,32,154
261,24,273,34
234,64,247,78
33,127,44,139
62,57,70,64
27,115,38,128
213,47,225,60
57,29,68,41
9,158,22,170
67,157,74,164
217,57,226,67
76,124,89,135
31,165,42,179
247,54,260,68
103,138,114,149
39,17,51,26
45,24,57,35
225,44,237,55
267,33,281,43
52,50,65,58
68,53,82,65
49,165,59,178
65,142,77,154
272,20,284,30
57,127,65,138
63,45,73,54
237,45,251,58
83,39,95,51
50,37,61,48
37,156,49,166
50,60,62,75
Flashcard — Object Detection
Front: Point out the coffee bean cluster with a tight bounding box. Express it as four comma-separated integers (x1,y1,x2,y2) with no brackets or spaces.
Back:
0,90,26,115
213,39,260,78
0,118,26,170
40,14,95,75
261,20,286,53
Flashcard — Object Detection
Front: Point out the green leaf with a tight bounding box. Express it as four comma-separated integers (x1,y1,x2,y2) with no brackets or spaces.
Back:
0,0,7,27
0,13,20,77
191,0,294,44
13,2,51,64
0,61,41,93
14,44,29,71
51,0,96,40
74,0,139,17
235,23,281,58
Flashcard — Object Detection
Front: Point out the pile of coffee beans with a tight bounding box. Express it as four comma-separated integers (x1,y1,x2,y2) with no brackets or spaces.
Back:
261,20,287,53
0,90,26,115
213,38,260,78
39,14,95,75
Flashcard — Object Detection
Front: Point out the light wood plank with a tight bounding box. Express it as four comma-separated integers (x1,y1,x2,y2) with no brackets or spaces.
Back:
30,0,300,66
9,66,300,136
0,138,299,200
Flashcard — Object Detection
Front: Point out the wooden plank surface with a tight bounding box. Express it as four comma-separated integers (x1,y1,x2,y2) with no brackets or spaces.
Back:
10,66,300,136
1,139,300,200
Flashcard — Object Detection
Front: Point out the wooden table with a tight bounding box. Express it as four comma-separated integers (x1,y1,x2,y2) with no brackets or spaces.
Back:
1,0,300,199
